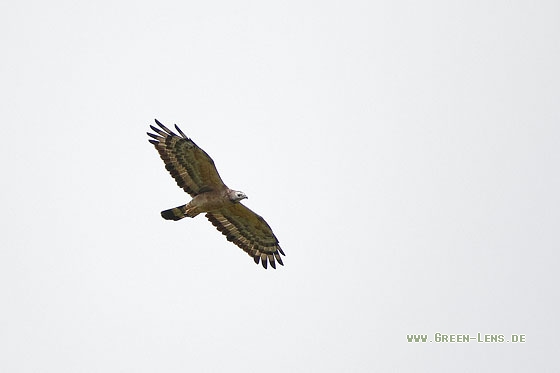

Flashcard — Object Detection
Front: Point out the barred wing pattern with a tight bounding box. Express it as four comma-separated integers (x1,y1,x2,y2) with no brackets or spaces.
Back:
147,119,225,196
206,204,284,269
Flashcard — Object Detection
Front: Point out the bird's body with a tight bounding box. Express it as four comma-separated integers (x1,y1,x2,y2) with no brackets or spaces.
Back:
161,188,243,219
147,119,284,269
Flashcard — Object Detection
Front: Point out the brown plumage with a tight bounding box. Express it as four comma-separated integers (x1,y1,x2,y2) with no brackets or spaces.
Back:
147,119,284,269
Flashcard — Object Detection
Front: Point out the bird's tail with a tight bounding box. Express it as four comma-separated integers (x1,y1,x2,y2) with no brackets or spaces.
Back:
161,203,200,220
161,205,188,221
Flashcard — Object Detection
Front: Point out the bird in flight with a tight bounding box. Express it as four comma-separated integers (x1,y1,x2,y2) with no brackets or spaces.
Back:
147,119,285,269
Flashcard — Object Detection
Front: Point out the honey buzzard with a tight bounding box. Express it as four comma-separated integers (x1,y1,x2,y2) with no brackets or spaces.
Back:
147,119,284,269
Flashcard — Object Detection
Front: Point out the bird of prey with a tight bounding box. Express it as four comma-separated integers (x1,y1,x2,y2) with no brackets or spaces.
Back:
147,119,285,269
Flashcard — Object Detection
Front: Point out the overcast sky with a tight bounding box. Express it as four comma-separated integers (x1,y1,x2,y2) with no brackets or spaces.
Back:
1,0,559,372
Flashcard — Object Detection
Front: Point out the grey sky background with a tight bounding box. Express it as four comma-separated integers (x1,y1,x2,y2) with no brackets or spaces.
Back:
1,0,559,371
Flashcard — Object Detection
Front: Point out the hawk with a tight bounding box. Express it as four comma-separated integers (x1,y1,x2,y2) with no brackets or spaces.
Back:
147,119,285,269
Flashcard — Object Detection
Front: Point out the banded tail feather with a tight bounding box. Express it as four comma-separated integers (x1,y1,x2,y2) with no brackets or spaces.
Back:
161,205,188,221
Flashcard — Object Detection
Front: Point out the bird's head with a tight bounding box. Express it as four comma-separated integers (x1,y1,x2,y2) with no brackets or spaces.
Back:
229,190,248,203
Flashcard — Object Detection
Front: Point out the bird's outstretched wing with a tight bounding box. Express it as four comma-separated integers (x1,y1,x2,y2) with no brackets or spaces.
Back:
147,119,226,196
206,204,285,269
